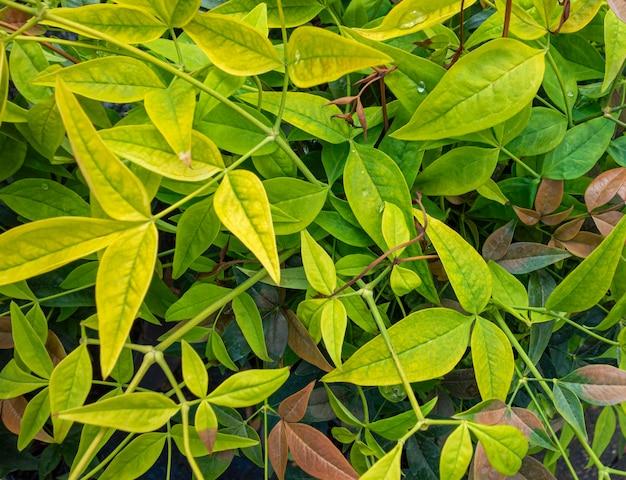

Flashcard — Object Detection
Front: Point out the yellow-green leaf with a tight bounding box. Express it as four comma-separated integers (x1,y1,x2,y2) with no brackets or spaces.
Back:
152,0,201,27
0,217,129,287
555,0,603,33
232,292,272,361
0,44,7,126
354,0,477,41
471,317,514,401
184,12,282,76
602,9,626,92
440,423,472,480
145,81,195,168
393,38,545,141
214,170,280,283
546,215,626,312
390,266,422,297
287,26,392,88
10,303,52,379
301,229,336,295
44,5,167,43
495,0,547,40
382,202,410,254
195,400,218,453
206,367,289,407
414,210,492,314
467,423,528,475
101,126,223,182
182,340,209,398
320,299,347,368
97,223,158,378
359,444,402,480
212,0,323,28
99,433,166,480
322,308,472,386
58,392,179,433
56,78,151,221
36,57,165,102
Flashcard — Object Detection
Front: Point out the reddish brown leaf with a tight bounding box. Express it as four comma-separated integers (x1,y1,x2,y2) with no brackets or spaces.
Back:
482,220,515,261
456,399,508,425
593,211,624,237
510,456,556,479
507,408,544,440
197,426,218,454
560,232,604,258
45,330,67,366
535,179,563,215
326,96,358,106
0,316,13,349
512,206,541,226
562,365,626,406
540,205,574,226
0,7,46,35
608,0,626,22
278,381,316,423
470,442,507,480
355,99,367,141
1,396,25,435
285,310,333,373
285,422,358,480
269,421,288,480
553,218,584,242
497,243,571,274
585,168,626,212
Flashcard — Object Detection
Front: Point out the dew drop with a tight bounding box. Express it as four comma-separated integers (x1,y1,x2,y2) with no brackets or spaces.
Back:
40,182,49,191
398,10,425,29
417,81,426,94
566,91,574,98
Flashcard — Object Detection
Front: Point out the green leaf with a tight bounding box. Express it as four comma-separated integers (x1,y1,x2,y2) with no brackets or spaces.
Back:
354,0,477,41
587,407,616,467
214,170,280,283
414,146,499,196
300,229,336,295
322,308,472,386
553,383,586,439
359,444,402,480
488,260,529,311
238,92,350,144
414,210,492,314
603,9,626,92
542,117,615,180
287,26,392,88
56,78,150,221
546,215,626,312
145,81,195,168
264,178,328,235
390,266,422,297
393,38,545,141
471,317,514,401
320,299,347,367
101,126,224,182
49,344,92,443
172,197,221,279
195,67,245,122
97,223,158,378
8,41,51,104
18,387,52,450
0,360,48,399
382,202,410,254
44,5,167,43
208,331,238,372
212,0,323,28
324,385,363,427
36,57,165,103
59,392,179,433
440,423,472,480
10,303,52,379
206,367,289,407
0,44,7,125
25,95,65,159
184,12,282,76
99,433,166,480
0,217,129,287
232,293,272,362
467,423,527,475
505,107,567,157
166,283,231,321
182,340,209,398
494,0,547,40
0,179,90,221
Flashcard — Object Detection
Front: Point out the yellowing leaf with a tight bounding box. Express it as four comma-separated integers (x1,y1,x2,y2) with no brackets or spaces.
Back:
152,0,201,27
393,38,545,141
0,217,129,287
97,223,158,378
354,0,477,41
214,170,280,283
555,0,603,33
206,368,289,407
359,444,402,480
182,340,209,398
467,423,527,475
322,308,472,386
495,0,547,40
44,5,167,43
36,57,165,102
414,210,492,314
320,299,347,368
145,81,195,168
212,0,323,28
382,202,410,254
301,229,336,295
55,78,151,221
287,27,392,88
602,9,626,92
0,44,7,126
440,423,472,480
184,12,282,76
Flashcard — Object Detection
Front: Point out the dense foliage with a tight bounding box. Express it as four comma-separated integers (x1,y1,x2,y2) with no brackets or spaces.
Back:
0,0,626,478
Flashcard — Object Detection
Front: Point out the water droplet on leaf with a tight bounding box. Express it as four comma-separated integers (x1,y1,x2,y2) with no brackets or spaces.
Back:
398,10,425,29
566,91,574,98
417,81,426,94
40,182,49,191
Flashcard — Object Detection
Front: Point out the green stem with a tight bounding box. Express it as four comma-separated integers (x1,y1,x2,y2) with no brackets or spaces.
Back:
81,432,135,479
181,403,204,479
169,27,185,70
273,0,290,132
360,289,425,422
545,48,574,128
500,146,541,178
1,14,40,43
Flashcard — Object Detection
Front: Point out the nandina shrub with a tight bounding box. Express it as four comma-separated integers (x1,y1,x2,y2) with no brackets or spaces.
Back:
0,1,625,479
